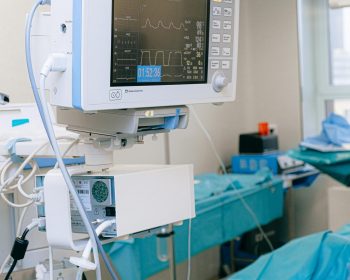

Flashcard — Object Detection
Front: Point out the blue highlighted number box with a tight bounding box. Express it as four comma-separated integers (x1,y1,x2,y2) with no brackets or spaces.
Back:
137,65,162,83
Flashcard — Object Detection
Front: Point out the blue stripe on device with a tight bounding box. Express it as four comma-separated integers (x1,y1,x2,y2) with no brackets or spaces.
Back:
12,119,30,127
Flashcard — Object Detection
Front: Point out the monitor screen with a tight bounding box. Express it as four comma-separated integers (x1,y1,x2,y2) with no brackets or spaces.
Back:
111,0,209,86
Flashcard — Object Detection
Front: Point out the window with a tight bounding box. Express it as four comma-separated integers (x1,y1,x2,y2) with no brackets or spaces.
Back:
329,7,350,86
298,0,350,137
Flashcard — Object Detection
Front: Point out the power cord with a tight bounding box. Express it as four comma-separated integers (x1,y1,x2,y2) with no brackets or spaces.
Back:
4,219,40,280
189,106,274,252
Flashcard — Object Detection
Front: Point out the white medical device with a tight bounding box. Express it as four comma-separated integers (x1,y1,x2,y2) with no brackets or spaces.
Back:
38,164,195,250
0,0,240,278
49,0,240,111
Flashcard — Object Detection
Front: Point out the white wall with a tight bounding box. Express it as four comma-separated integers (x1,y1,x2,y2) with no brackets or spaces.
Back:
0,1,35,103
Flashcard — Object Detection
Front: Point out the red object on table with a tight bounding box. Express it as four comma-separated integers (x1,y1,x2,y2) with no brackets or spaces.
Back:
259,122,269,136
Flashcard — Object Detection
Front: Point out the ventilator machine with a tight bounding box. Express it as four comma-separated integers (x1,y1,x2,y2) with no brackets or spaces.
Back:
0,0,239,279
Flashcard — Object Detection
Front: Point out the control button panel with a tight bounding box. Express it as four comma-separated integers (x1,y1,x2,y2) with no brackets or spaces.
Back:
212,20,221,29
208,0,236,88
211,61,220,69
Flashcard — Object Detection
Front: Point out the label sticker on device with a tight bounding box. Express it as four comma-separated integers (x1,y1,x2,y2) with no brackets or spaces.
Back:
71,180,92,211
137,65,162,83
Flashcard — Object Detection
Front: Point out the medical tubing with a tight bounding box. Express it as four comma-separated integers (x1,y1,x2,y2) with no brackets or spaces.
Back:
25,0,48,122
25,2,101,278
54,138,79,169
38,72,119,280
25,2,117,278
39,74,101,280
25,2,104,278
189,106,274,251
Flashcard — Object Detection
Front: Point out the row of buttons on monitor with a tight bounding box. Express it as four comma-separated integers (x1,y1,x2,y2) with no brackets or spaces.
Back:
211,60,231,70
211,47,231,56
212,20,232,30
213,6,233,17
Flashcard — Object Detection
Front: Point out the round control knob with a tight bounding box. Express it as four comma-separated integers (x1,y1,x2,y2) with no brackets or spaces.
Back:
213,72,228,92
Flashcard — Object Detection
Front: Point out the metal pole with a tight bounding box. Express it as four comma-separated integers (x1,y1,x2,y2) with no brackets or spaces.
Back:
167,224,176,280
164,133,177,279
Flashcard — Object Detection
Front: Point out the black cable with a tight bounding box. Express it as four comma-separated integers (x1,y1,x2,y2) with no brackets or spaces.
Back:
21,228,30,240
3,228,31,280
4,260,17,280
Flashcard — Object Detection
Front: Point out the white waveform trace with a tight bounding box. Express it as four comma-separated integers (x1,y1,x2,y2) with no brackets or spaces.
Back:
141,18,185,30
161,74,184,78
116,17,138,21
116,77,136,81
140,50,184,66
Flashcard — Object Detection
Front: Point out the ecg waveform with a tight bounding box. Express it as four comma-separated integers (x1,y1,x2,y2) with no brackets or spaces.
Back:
116,17,138,21
140,50,184,66
141,18,186,30
111,0,207,84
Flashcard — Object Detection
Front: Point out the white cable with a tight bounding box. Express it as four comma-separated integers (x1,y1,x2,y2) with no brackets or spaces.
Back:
0,193,34,208
49,246,54,280
39,70,101,280
0,137,76,192
0,138,77,207
16,206,30,236
186,219,192,280
76,268,84,280
16,175,35,200
26,219,41,232
82,220,115,259
54,138,79,169
25,2,118,278
189,106,274,252
25,2,101,278
0,156,39,193
72,220,115,280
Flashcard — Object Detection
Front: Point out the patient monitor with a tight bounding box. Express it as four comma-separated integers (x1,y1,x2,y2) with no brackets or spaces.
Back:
49,0,240,111
32,0,240,244
0,0,240,278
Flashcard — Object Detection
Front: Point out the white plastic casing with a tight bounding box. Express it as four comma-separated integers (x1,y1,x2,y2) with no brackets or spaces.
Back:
43,165,195,250
48,0,240,111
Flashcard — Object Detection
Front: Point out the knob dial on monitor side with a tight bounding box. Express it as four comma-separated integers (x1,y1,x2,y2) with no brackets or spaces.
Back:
212,72,228,92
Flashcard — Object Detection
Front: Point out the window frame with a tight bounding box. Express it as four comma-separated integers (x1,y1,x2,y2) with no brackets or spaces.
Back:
298,0,350,137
